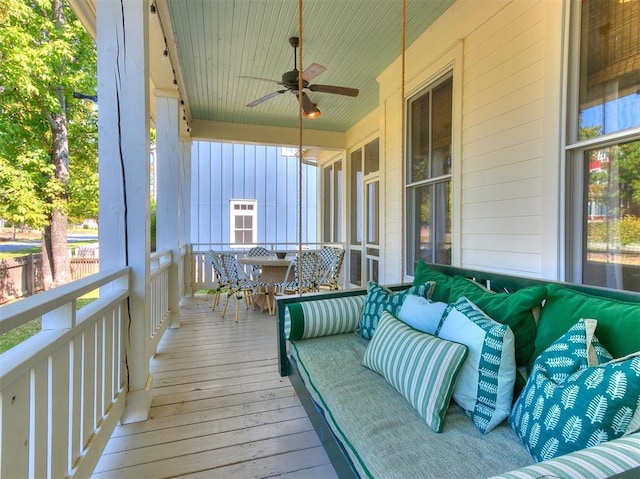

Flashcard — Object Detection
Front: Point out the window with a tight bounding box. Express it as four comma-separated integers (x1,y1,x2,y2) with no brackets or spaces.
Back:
406,74,453,275
322,159,342,242
349,138,380,286
567,0,640,291
230,200,257,246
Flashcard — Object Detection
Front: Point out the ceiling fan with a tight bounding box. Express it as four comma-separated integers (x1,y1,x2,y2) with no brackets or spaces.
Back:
240,37,359,119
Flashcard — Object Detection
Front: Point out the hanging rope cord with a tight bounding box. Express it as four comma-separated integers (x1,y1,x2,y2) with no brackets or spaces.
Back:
400,0,407,283
295,1,405,287
297,0,304,296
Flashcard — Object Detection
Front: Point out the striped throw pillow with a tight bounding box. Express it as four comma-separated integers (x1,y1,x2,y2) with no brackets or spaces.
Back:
284,295,366,340
362,311,468,432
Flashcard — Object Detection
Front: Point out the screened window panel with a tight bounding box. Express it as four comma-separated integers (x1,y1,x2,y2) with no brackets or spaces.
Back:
351,149,363,244
578,0,640,140
364,138,379,175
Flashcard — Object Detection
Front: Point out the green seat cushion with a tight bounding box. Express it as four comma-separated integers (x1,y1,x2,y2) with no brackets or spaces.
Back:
449,276,547,367
532,283,640,367
412,261,453,303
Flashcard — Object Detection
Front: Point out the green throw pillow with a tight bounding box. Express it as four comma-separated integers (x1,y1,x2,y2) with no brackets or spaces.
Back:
412,261,452,303
363,311,468,432
358,281,435,339
449,276,547,366
510,320,640,463
532,284,640,368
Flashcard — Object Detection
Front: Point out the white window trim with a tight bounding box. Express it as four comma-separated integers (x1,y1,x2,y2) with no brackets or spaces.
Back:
403,41,463,272
229,199,257,248
564,1,640,284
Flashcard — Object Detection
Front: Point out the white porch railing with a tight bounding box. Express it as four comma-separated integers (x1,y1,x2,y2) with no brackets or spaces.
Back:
149,250,172,351
0,267,130,478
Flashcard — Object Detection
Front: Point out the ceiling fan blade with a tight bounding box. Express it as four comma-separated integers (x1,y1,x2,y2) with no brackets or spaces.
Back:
238,75,281,85
308,84,359,97
247,90,286,107
301,63,327,82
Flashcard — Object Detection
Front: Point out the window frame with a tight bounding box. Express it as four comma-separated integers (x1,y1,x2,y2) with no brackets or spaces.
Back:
229,199,257,248
565,0,640,288
405,71,454,275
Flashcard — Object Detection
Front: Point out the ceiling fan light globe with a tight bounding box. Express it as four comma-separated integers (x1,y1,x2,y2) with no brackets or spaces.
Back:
304,108,321,119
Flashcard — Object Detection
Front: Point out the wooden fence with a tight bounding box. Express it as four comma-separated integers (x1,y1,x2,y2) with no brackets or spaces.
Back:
0,254,100,304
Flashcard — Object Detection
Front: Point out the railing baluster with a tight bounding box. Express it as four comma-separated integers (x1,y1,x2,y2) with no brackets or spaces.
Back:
1,374,30,478
49,346,70,478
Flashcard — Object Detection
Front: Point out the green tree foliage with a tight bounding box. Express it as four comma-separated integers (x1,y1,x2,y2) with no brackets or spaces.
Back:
0,0,97,287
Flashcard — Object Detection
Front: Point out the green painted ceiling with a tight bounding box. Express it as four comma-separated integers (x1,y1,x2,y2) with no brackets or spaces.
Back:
164,0,455,134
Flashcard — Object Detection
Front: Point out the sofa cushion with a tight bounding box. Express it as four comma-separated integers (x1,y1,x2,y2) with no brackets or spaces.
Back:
284,295,366,340
436,296,516,434
358,280,434,339
397,294,447,334
448,277,547,367
362,311,468,432
510,319,640,463
412,261,453,303
532,283,640,367
290,332,535,478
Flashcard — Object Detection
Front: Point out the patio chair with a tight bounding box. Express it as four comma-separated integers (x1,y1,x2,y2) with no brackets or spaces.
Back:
316,247,345,291
246,246,272,280
218,252,272,322
208,250,230,310
274,251,320,295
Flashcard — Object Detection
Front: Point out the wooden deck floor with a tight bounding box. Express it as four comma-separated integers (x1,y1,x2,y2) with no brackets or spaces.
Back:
93,295,338,479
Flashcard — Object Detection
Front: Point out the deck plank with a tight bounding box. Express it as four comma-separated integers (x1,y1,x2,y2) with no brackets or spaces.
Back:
93,295,337,479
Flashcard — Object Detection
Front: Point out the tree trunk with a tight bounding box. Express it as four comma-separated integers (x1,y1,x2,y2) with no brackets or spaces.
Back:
43,108,72,288
41,228,54,290
40,0,72,288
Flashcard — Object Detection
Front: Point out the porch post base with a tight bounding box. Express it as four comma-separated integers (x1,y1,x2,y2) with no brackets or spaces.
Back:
121,374,153,424
170,310,181,329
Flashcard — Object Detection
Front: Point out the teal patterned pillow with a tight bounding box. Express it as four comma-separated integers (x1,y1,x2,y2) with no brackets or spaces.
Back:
510,319,640,462
358,281,435,339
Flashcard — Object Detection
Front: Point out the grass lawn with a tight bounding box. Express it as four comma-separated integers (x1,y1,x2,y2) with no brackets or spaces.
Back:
0,292,98,354
0,240,99,260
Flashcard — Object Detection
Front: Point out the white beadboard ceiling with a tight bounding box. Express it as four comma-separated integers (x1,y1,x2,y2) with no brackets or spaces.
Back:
161,0,455,134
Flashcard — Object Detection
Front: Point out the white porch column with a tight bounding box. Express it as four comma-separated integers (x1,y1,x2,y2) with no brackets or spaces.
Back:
97,0,152,423
155,90,181,328
180,140,193,297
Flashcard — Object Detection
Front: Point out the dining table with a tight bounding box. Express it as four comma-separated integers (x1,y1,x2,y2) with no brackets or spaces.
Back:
238,255,292,315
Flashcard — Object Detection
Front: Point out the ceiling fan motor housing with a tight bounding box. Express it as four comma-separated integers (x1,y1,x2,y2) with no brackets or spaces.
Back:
282,70,308,90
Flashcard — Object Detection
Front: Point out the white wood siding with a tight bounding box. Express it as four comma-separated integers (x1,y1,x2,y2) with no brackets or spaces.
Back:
359,0,564,282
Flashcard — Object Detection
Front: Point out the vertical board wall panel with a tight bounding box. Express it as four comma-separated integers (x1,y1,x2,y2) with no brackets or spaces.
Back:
196,142,210,245
265,147,279,242
221,143,234,243
244,144,256,199
211,142,224,244
190,140,318,247
255,147,267,243
233,143,245,198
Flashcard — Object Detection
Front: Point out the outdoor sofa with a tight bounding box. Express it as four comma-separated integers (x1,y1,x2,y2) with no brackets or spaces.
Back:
276,262,640,479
